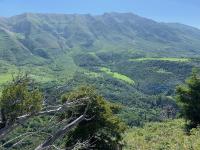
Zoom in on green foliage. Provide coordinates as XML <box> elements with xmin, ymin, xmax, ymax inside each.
<box><xmin>0</xmin><ymin>12</ymin><xmax>200</xmax><ymax>150</ymax></box>
<box><xmin>176</xmin><ymin>71</ymin><xmax>200</xmax><ymax>127</ymax></box>
<box><xmin>0</xmin><ymin>74</ymin><xmax>43</xmax><ymax>122</ymax></box>
<box><xmin>129</xmin><ymin>57</ymin><xmax>190</xmax><ymax>62</ymax></box>
<box><xmin>100</xmin><ymin>67</ymin><xmax>135</xmax><ymax>84</ymax></box>
<box><xmin>124</xmin><ymin>119</ymin><xmax>200</xmax><ymax>150</ymax></box>
<box><xmin>0</xmin><ymin>13</ymin><xmax>200</xmax><ymax>128</ymax></box>
<box><xmin>62</xmin><ymin>86</ymin><xmax>127</xmax><ymax>149</ymax></box>
<box><xmin>0</xmin><ymin>115</ymin><xmax>58</xmax><ymax>149</ymax></box>
<box><xmin>64</xmin><ymin>71</ymin><xmax>178</xmax><ymax>126</ymax></box>
<box><xmin>0</xmin><ymin>73</ymin><xmax>13</xmax><ymax>85</ymax></box>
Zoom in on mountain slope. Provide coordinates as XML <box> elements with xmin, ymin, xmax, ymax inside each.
<box><xmin>1</xmin><ymin>12</ymin><xmax>200</xmax><ymax>63</ymax></box>
<box><xmin>0</xmin><ymin>12</ymin><xmax>200</xmax><ymax>124</ymax></box>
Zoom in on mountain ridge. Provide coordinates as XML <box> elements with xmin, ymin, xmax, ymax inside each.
<box><xmin>1</xmin><ymin>12</ymin><xmax>200</xmax><ymax>66</ymax></box>
<box><xmin>2</xmin><ymin>12</ymin><xmax>200</xmax><ymax>30</ymax></box>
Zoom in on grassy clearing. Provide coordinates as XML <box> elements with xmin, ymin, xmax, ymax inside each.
<box><xmin>0</xmin><ymin>73</ymin><xmax>13</xmax><ymax>84</ymax></box>
<box><xmin>0</xmin><ymin>73</ymin><xmax>14</xmax><ymax>96</ymax></box>
<box><xmin>84</xmin><ymin>71</ymin><xmax>101</xmax><ymax>78</ymax></box>
<box><xmin>100</xmin><ymin>67</ymin><xmax>135</xmax><ymax>84</ymax></box>
<box><xmin>0</xmin><ymin>72</ymin><xmax>53</xmax><ymax>85</ymax></box>
<box><xmin>129</xmin><ymin>57</ymin><xmax>190</xmax><ymax>62</ymax></box>
<box><xmin>0</xmin><ymin>57</ymin><xmax>77</xmax><ymax>87</ymax></box>
<box><xmin>0</xmin><ymin>70</ymin><xmax>53</xmax><ymax>96</ymax></box>
<box><xmin>123</xmin><ymin>119</ymin><xmax>200</xmax><ymax>150</ymax></box>
<box><xmin>29</xmin><ymin>74</ymin><xmax>54</xmax><ymax>83</ymax></box>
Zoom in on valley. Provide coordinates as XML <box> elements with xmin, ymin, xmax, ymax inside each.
<box><xmin>0</xmin><ymin>12</ymin><xmax>200</xmax><ymax>149</ymax></box>
<box><xmin>1</xmin><ymin>13</ymin><xmax>200</xmax><ymax>124</ymax></box>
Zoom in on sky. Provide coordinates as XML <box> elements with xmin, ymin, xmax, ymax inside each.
<box><xmin>0</xmin><ymin>0</ymin><xmax>199</xmax><ymax>29</ymax></box>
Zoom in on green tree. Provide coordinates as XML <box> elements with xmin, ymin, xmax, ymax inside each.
<box><xmin>61</xmin><ymin>86</ymin><xmax>127</xmax><ymax>150</ymax></box>
<box><xmin>0</xmin><ymin>74</ymin><xmax>43</xmax><ymax>126</ymax></box>
<box><xmin>176</xmin><ymin>71</ymin><xmax>200</xmax><ymax>127</ymax></box>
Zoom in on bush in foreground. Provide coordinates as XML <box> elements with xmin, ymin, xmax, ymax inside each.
<box><xmin>124</xmin><ymin>119</ymin><xmax>200</xmax><ymax>150</ymax></box>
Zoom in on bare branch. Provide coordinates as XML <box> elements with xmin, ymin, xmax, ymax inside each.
<box><xmin>71</xmin><ymin>140</ymin><xmax>91</xmax><ymax>150</ymax></box>
<box><xmin>35</xmin><ymin>115</ymin><xmax>85</xmax><ymax>150</ymax></box>
<box><xmin>35</xmin><ymin>103</ymin><xmax>90</xmax><ymax>150</ymax></box>
<box><xmin>0</xmin><ymin>132</ymin><xmax>34</xmax><ymax>148</ymax></box>
<box><xmin>0</xmin><ymin>97</ymin><xmax>89</xmax><ymax>139</ymax></box>
<box><xmin>0</xmin><ymin>123</ymin><xmax>18</xmax><ymax>139</ymax></box>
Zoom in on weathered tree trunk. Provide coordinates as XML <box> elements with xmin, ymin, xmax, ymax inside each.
<box><xmin>35</xmin><ymin>114</ymin><xmax>85</xmax><ymax>150</ymax></box>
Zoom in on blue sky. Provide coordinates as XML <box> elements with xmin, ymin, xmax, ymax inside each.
<box><xmin>0</xmin><ymin>0</ymin><xmax>199</xmax><ymax>28</ymax></box>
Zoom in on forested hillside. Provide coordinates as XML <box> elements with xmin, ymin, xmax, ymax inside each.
<box><xmin>0</xmin><ymin>13</ymin><xmax>200</xmax><ymax>125</ymax></box>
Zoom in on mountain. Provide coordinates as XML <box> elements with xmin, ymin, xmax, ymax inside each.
<box><xmin>1</xmin><ymin>13</ymin><xmax>200</xmax><ymax>63</ymax></box>
<box><xmin>0</xmin><ymin>12</ymin><xmax>200</xmax><ymax>124</ymax></box>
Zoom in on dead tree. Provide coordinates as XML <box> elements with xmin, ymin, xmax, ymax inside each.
<box><xmin>0</xmin><ymin>97</ymin><xmax>88</xmax><ymax>139</ymax></box>
<box><xmin>35</xmin><ymin>104</ymin><xmax>89</xmax><ymax>150</ymax></box>
<box><xmin>0</xmin><ymin>74</ymin><xmax>92</xmax><ymax>149</ymax></box>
